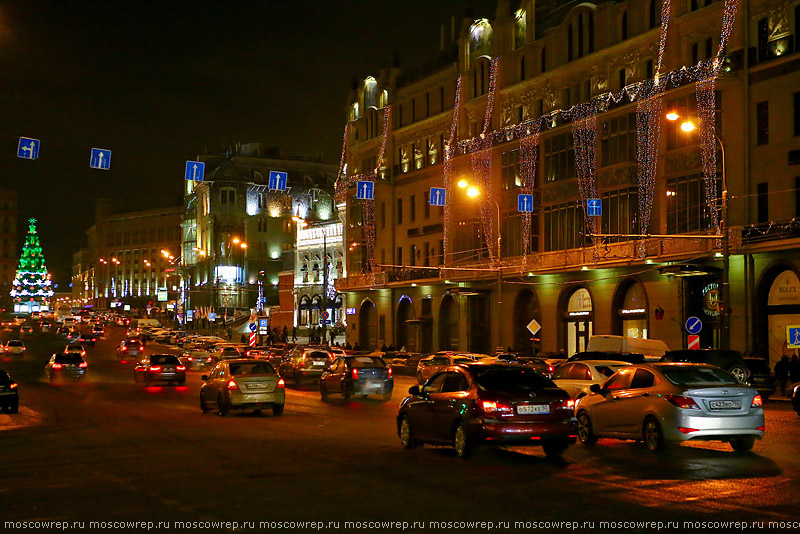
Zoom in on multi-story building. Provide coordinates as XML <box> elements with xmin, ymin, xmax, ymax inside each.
<box><xmin>72</xmin><ymin>201</ymin><xmax>183</xmax><ymax>310</ymax></box>
<box><xmin>182</xmin><ymin>143</ymin><xmax>338</xmax><ymax>321</ymax></box>
<box><xmin>0</xmin><ymin>190</ymin><xmax>18</xmax><ymax>311</ymax></box>
<box><xmin>335</xmin><ymin>0</ymin><xmax>800</xmax><ymax>367</ymax></box>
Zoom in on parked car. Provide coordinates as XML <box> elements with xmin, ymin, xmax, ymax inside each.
<box><xmin>398</xmin><ymin>362</ymin><xmax>577</xmax><ymax>458</ymax></box>
<box><xmin>19</xmin><ymin>325</ymin><xmax>33</xmax><ymax>336</ymax></box>
<box><xmin>0</xmin><ymin>370</ymin><xmax>19</xmax><ymax>413</ymax></box>
<box><xmin>551</xmin><ymin>360</ymin><xmax>631</xmax><ymax>399</ymax></box>
<box><xmin>133</xmin><ymin>354</ymin><xmax>186</xmax><ymax>385</ymax></box>
<box><xmin>661</xmin><ymin>349</ymin><xmax>750</xmax><ymax>384</ymax></box>
<box><xmin>320</xmin><ymin>355</ymin><xmax>393</xmax><ymax>401</ymax></box>
<box><xmin>200</xmin><ymin>359</ymin><xmax>285</xmax><ymax>416</ymax></box>
<box><xmin>45</xmin><ymin>353</ymin><xmax>88</xmax><ymax>381</ymax></box>
<box><xmin>743</xmin><ymin>357</ymin><xmax>776</xmax><ymax>400</ymax></box>
<box><xmin>493</xmin><ymin>353</ymin><xmax>556</xmax><ymax>377</ymax></box>
<box><xmin>575</xmin><ymin>363</ymin><xmax>764</xmax><ymax>452</ymax></box>
<box><xmin>587</xmin><ymin>335</ymin><xmax>670</xmax><ymax>358</ymax></box>
<box><xmin>279</xmin><ymin>347</ymin><xmax>333</xmax><ymax>384</ymax></box>
<box><xmin>3</xmin><ymin>340</ymin><xmax>26</xmax><ymax>356</ymax></box>
<box><xmin>416</xmin><ymin>354</ymin><xmax>474</xmax><ymax>384</ymax></box>
<box><xmin>116</xmin><ymin>339</ymin><xmax>143</xmax><ymax>360</ymax></box>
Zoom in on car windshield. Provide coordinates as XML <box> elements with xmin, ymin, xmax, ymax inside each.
<box><xmin>662</xmin><ymin>367</ymin><xmax>738</xmax><ymax>386</ymax></box>
<box><xmin>427</xmin><ymin>358</ymin><xmax>449</xmax><ymax>366</ymax></box>
<box><xmin>348</xmin><ymin>356</ymin><xmax>386</xmax><ymax>368</ymax></box>
<box><xmin>474</xmin><ymin>367</ymin><xmax>555</xmax><ymax>392</ymax></box>
<box><xmin>453</xmin><ymin>358</ymin><xmax>473</xmax><ymax>365</ymax></box>
<box><xmin>150</xmin><ymin>355</ymin><xmax>179</xmax><ymax>365</ymax></box>
<box><xmin>55</xmin><ymin>354</ymin><xmax>84</xmax><ymax>364</ymax></box>
<box><xmin>230</xmin><ymin>362</ymin><xmax>274</xmax><ymax>375</ymax></box>
<box><xmin>7</xmin><ymin>341</ymin><xmax>22</xmax><ymax>346</ymax></box>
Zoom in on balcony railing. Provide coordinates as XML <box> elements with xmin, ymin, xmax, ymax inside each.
<box><xmin>742</xmin><ymin>220</ymin><xmax>800</xmax><ymax>245</ymax></box>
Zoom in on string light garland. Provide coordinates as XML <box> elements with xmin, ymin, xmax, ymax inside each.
<box><xmin>362</xmin><ymin>105</ymin><xmax>391</xmax><ymax>271</ymax></box>
<box><xmin>443</xmin><ymin>75</ymin><xmax>462</xmax><ymax>270</ymax></box>
<box><xmin>470</xmin><ymin>58</ymin><xmax>499</xmax><ymax>261</ymax></box>
<box><xmin>519</xmin><ymin>121</ymin><xmax>540</xmax><ymax>269</ymax></box>
<box><xmin>571</xmin><ymin>101</ymin><xmax>600</xmax><ymax>239</ymax></box>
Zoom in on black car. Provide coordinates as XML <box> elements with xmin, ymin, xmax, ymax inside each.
<box><xmin>134</xmin><ymin>354</ymin><xmax>186</xmax><ymax>385</ymax></box>
<box><xmin>661</xmin><ymin>349</ymin><xmax>750</xmax><ymax>384</ymax></box>
<box><xmin>78</xmin><ymin>333</ymin><xmax>96</xmax><ymax>347</ymax></box>
<box><xmin>278</xmin><ymin>347</ymin><xmax>333</xmax><ymax>385</ymax></box>
<box><xmin>744</xmin><ymin>357</ymin><xmax>776</xmax><ymax>400</ymax></box>
<box><xmin>320</xmin><ymin>355</ymin><xmax>393</xmax><ymax>401</ymax></box>
<box><xmin>0</xmin><ymin>370</ymin><xmax>19</xmax><ymax>413</ymax></box>
<box><xmin>567</xmin><ymin>351</ymin><xmax>646</xmax><ymax>364</ymax></box>
<box><xmin>45</xmin><ymin>353</ymin><xmax>88</xmax><ymax>381</ymax></box>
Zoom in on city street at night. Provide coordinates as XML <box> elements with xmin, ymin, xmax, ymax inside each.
<box><xmin>2</xmin><ymin>326</ymin><xmax>799</xmax><ymax>532</ymax></box>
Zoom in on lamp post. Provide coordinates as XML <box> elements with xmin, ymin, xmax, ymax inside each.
<box><xmin>457</xmin><ymin>180</ymin><xmax>503</xmax><ymax>353</ymax></box>
<box><xmin>667</xmin><ymin>112</ymin><xmax>729</xmax><ymax>349</ymax></box>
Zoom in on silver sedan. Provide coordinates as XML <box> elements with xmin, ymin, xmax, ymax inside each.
<box><xmin>575</xmin><ymin>363</ymin><xmax>764</xmax><ymax>452</ymax></box>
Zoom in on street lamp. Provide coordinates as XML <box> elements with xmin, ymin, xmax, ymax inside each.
<box><xmin>666</xmin><ymin>111</ymin><xmax>729</xmax><ymax>349</ymax></box>
<box><xmin>457</xmin><ymin>180</ymin><xmax>503</xmax><ymax>353</ymax></box>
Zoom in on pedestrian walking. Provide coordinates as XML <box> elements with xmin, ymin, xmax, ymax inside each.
<box><xmin>282</xmin><ymin>325</ymin><xmax>288</xmax><ymax>343</ymax></box>
<box><xmin>291</xmin><ymin>325</ymin><xmax>297</xmax><ymax>341</ymax></box>
<box><xmin>775</xmin><ymin>355</ymin><xmax>790</xmax><ymax>396</ymax></box>
<box><xmin>330</xmin><ymin>330</ymin><xmax>336</xmax><ymax>345</ymax></box>
<box><xmin>240</xmin><ymin>333</ymin><xmax>247</xmax><ymax>344</ymax></box>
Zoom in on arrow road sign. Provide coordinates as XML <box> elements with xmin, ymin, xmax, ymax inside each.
<box><xmin>526</xmin><ymin>318</ymin><xmax>541</xmax><ymax>336</ymax></box>
<box><xmin>430</xmin><ymin>187</ymin><xmax>446</xmax><ymax>207</ymax></box>
<box><xmin>268</xmin><ymin>170</ymin><xmax>288</xmax><ymax>191</ymax></box>
<box><xmin>249</xmin><ymin>323</ymin><xmax>257</xmax><ymax>332</ymax></box>
<box><xmin>185</xmin><ymin>161</ymin><xmax>205</xmax><ymax>181</ymax></box>
<box><xmin>17</xmin><ymin>137</ymin><xmax>41</xmax><ymax>160</ymax></box>
<box><xmin>356</xmin><ymin>180</ymin><xmax>374</xmax><ymax>200</ymax></box>
<box><xmin>90</xmin><ymin>148</ymin><xmax>112</xmax><ymax>170</ymax></box>
<box><xmin>685</xmin><ymin>316</ymin><xmax>703</xmax><ymax>335</ymax></box>
<box><xmin>687</xmin><ymin>334</ymin><xmax>700</xmax><ymax>350</ymax></box>
<box><xmin>587</xmin><ymin>198</ymin><xmax>602</xmax><ymax>216</ymax></box>
<box><xmin>518</xmin><ymin>194</ymin><xmax>534</xmax><ymax>213</ymax></box>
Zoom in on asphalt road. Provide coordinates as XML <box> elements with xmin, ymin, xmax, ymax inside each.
<box><xmin>1</xmin><ymin>324</ymin><xmax>799</xmax><ymax>533</ymax></box>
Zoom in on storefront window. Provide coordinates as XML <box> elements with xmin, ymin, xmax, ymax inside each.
<box><xmin>619</xmin><ymin>282</ymin><xmax>648</xmax><ymax>338</ymax></box>
<box><xmin>565</xmin><ymin>288</ymin><xmax>593</xmax><ymax>356</ymax></box>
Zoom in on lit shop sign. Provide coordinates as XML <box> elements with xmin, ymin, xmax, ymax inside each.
<box><xmin>702</xmin><ymin>283</ymin><xmax>720</xmax><ymax>318</ymax></box>
<box><xmin>620</xmin><ymin>308</ymin><xmax>646</xmax><ymax>315</ymax></box>
<box><xmin>346</xmin><ymin>307</ymin><xmax>357</xmax><ymax>315</ymax></box>
<box><xmin>568</xmin><ymin>311</ymin><xmax>591</xmax><ymax>317</ymax></box>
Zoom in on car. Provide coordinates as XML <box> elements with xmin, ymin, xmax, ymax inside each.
<box><xmin>116</xmin><ymin>339</ymin><xmax>143</xmax><ymax>360</ymax></box>
<box><xmin>183</xmin><ymin>335</ymin><xmax>226</xmax><ymax>350</ymax></box>
<box><xmin>200</xmin><ymin>359</ymin><xmax>285</xmax><ymax>416</ymax></box>
<box><xmin>179</xmin><ymin>350</ymin><xmax>217</xmax><ymax>371</ymax></box>
<box><xmin>278</xmin><ymin>347</ymin><xmax>333</xmax><ymax>384</ymax></box>
<box><xmin>416</xmin><ymin>354</ymin><xmax>474</xmax><ymax>384</ymax></box>
<box><xmin>0</xmin><ymin>370</ymin><xmax>19</xmax><ymax>413</ymax></box>
<box><xmin>40</xmin><ymin>320</ymin><xmax>52</xmax><ymax>332</ymax></box>
<box><xmin>397</xmin><ymin>362</ymin><xmax>577</xmax><ymax>458</ymax></box>
<box><xmin>320</xmin><ymin>355</ymin><xmax>393</xmax><ymax>402</ymax></box>
<box><xmin>19</xmin><ymin>325</ymin><xmax>33</xmax><ymax>336</ymax></box>
<box><xmin>566</xmin><ymin>351</ymin><xmax>646</xmax><ymax>365</ymax></box>
<box><xmin>661</xmin><ymin>349</ymin><xmax>750</xmax><ymax>384</ymax></box>
<box><xmin>3</xmin><ymin>340</ymin><xmax>26</xmax><ymax>356</ymax></box>
<box><xmin>575</xmin><ymin>363</ymin><xmax>765</xmax><ymax>452</ymax></box>
<box><xmin>792</xmin><ymin>383</ymin><xmax>800</xmax><ymax>418</ymax></box>
<box><xmin>133</xmin><ymin>354</ymin><xmax>186</xmax><ymax>385</ymax></box>
<box><xmin>66</xmin><ymin>329</ymin><xmax>82</xmax><ymax>344</ymax></box>
<box><xmin>78</xmin><ymin>333</ymin><xmax>96</xmax><ymax>347</ymax></box>
<box><xmin>244</xmin><ymin>347</ymin><xmax>268</xmax><ymax>359</ymax></box>
<box><xmin>91</xmin><ymin>325</ymin><xmax>105</xmax><ymax>337</ymax></box>
<box><xmin>493</xmin><ymin>353</ymin><xmax>556</xmax><ymax>377</ymax></box>
<box><xmin>551</xmin><ymin>360</ymin><xmax>631</xmax><ymax>399</ymax></box>
<box><xmin>209</xmin><ymin>345</ymin><xmax>245</xmax><ymax>361</ymax></box>
<box><xmin>63</xmin><ymin>344</ymin><xmax>87</xmax><ymax>357</ymax></box>
<box><xmin>45</xmin><ymin>353</ymin><xmax>88</xmax><ymax>381</ymax></box>
<box><xmin>56</xmin><ymin>326</ymin><xmax>70</xmax><ymax>338</ymax></box>
<box><xmin>743</xmin><ymin>357</ymin><xmax>776</xmax><ymax>400</ymax></box>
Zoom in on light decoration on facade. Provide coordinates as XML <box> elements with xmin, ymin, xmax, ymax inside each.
<box><xmin>572</xmin><ymin>101</ymin><xmax>601</xmax><ymax>239</ymax></box>
<box><xmin>442</xmin><ymin>74</ymin><xmax>463</xmax><ymax>271</ymax></box>
<box><xmin>519</xmin><ymin>122</ymin><xmax>540</xmax><ymax>269</ymax></box>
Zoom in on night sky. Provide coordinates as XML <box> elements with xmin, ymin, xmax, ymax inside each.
<box><xmin>0</xmin><ymin>0</ymin><xmax>496</xmax><ymax>288</ymax></box>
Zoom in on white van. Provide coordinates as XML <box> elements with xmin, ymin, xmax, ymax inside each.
<box><xmin>132</xmin><ymin>318</ymin><xmax>161</xmax><ymax>329</ymax></box>
<box><xmin>586</xmin><ymin>335</ymin><xmax>669</xmax><ymax>358</ymax></box>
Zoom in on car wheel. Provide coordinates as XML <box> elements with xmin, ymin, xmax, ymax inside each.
<box><xmin>9</xmin><ymin>400</ymin><xmax>18</xmax><ymax>414</ymax></box>
<box><xmin>730</xmin><ymin>437</ymin><xmax>755</xmax><ymax>453</ymax></box>
<box><xmin>218</xmin><ymin>394</ymin><xmax>230</xmax><ymax>417</ymax></box>
<box><xmin>398</xmin><ymin>415</ymin><xmax>418</xmax><ymax>449</ymax></box>
<box><xmin>272</xmin><ymin>404</ymin><xmax>284</xmax><ymax>416</ymax></box>
<box><xmin>643</xmin><ymin>416</ymin><xmax>664</xmax><ymax>452</ymax></box>
<box><xmin>542</xmin><ymin>438</ymin><xmax>570</xmax><ymax>458</ymax></box>
<box><xmin>453</xmin><ymin>422</ymin><xmax>472</xmax><ymax>458</ymax></box>
<box><xmin>576</xmin><ymin>411</ymin><xmax>597</xmax><ymax>446</ymax></box>
<box><xmin>342</xmin><ymin>382</ymin><xmax>351</xmax><ymax>400</ymax></box>
<box><xmin>200</xmin><ymin>392</ymin><xmax>208</xmax><ymax>414</ymax></box>
<box><xmin>320</xmin><ymin>381</ymin><xmax>329</xmax><ymax>401</ymax></box>
<box><xmin>381</xmin><ymin>390</ymin><xmax>393</xmax><ymax>403</ymax></box>
<box><xmin>727</xmin><ymin>365</ymin><xmax>748</xmax><ymax>384</ymax></box>
<box><xmin>416</xmin><ymin>372</ymin><xmax>424</xmax><ymax>384</ymax></box>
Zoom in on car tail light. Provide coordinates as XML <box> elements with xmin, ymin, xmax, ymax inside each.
<box><xmin>756</xmin><ymin>425</ymin><xmax>765</xmax><ymax>431</ymax></box>
<box><xmin>277</xmin><ymin>378</ymin><xmax>285</xmax><ymax>389</ymax></box>
<box><xmin>79</xmin><ymin>362</ymin><xmax>88</xmax><ymax>368</ymax></box>
<box><xmin>547</xmin><ymin>366</ymin><xmax>555</xmax><ymax>374</ymax></box>
<box><xmin>120</xmin><ymin>346</ymin><xmax>127</xmax><ymax>351</ymax></box>
<box><xmin>149</xmin><ymin>366</ymin><xmax>162</xmax><ymax>372</ymax></box>
<box><xmin>52</xmin><ymin>363</ymin><xmax>62</xmax><ymax>369</ymax></box>
<box><xmin>352</xmin><ymin>368</ymin><xmax>359</xmax><ymax>380</ymax></box>
<box><xmin>176</xmin><ymin>365</ymin><xmax>186</xmax><ymax>371</ymax></box>
<box><xmin>665</xmin><ymin>395</ymin><xmax>701</xmax><ymax>410</ymax></box>
<box><xmin>387</xmin><ymin>367</ymin><xmax>392</xmax><ymax>379</ymax></box>
<box><xmin>227</xmin><ymin>379</ymin><xmax>239</xmax><ymax>390</ymax></box>
<box><xmin>81</xmin><ymin>351</ymin><xmax>86</xmax><ymax>356</ymax></box>
<box><xmin>751</xmin><ymin>395</ymin><xmax>763</xmax><ymax>408</ymax></box>
<box><xmin>678</xmin><ymin>427</ymin><xmax>699</xmax><ymax>433</ymax></box>
<box><xmin>561</xmin><ymin>399</ymin><xmax>575</xmax><ymax>409</ymax></box>
<box><xmin>9</xmin><ymin>383</ymin><xmax>17</xmax><ymax>389</ymax></box>
<box><xmin>481</xmin><ymin>400</ymin><xmax>513</xmax><ymax>415</ymax></box>
<box><xmin>206</xmin><ymin>357</ymin><xmax>213</xmax><ymax>362</ymax></box>
<box><xmin>120</xmin><ymin>361</ymin><xmax>127</xmax><ymax>364</ymax></box>
<box><xmin>92</xmin><ymin>338</ymin><xmax>96</xmax><ymax>342</ymax></box>
<box><xmin>187</xmin><ymin>357</ymin><xmax>194</xmax><ymax>361</ymax></box>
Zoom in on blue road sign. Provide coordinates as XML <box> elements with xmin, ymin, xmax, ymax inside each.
<box><xmin>685</xmin><ymin>316</ymin><xmax>703</xmax><ymax>335</ymax></box>
<box><xmin>430</xmin><ymin>187</ymin><xmax>446</xmax><ymax>207</ymax></box>
<box><xmin>320</xmin><ymin>319</ymin><xmax>331</xmax><ymax>325</ymax></box>
<box><xmin>356</xmin><ymin>180</ymin><xmax>374</xmax><ymax>200</ymax></box>
<box><xmin>259</xmin><ymin>318</ymin><xmax>269</xmax><ymax>328</ymax></box>
<box><xmin>17</xmin><ymin>137</ymin><xmax>40</xmax><ymax>160</ymax></box>
<box><xmin>587</xmin><ymin>198</ymin><xmax>602</xmax><ymax>217</ymax></box>
<box><xmin>185</xmin><ymin>161</ymin><xmax>205</xmax><ymax>181</ymax></box>
<box><xmin>518</xmin><ymin>194</ymin><xmax>534</xmax><ymax>213</ymax></box>
<box><xmin>249</xmin><ymin>323</ymin><xmax>257</xmax><ymax>332</ymax></box>
<box><xmin>788</xmin><ymin>326</ymin><xmax>800</xmax><ymax>348</ymax></box>
<box><xmin>209</xmin><ymin>312</ymin><xmax>216</xmax><ymax>321</ymax></box>
<box><xmin>90</xmin><ymin>148</ymin><xmax>112</xmax><ymax>170</ymax></box>
<box><xmin>268</xmin><ymin>171</ymin><xmax>288</xmax><ymax>191</ymax></box>
<box><xmin>186</xmin><ymin>310</ymin><xmax>193</xmax><ymax>321</ymax></box>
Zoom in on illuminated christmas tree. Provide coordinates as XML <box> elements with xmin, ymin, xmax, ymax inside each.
<box><xmin>10</xmin><ymin>218</ymin><xmax>54</xmax><ymax>313</ymax></box>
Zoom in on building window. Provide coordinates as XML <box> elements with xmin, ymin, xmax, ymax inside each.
<box><xmin>220</xmin><ymin>188</ymin><xmax>236</xmax><ymax>206</ymax></box>
<box><xmin>541</xmin><ymin>47</ymin><xmax>546</xmax><ymax>72</ymax></box>
<box><xmin>502</xmin><ymin>148</ymin><xmax>522</xmax><ymax>190</ymax></box>
<box><xmin>756</xmin><ymin>101</ymin><xmax>769</xmax><ymax>145</ymax></box>
<box><xmin>501</xmin><ymin>212</ymin><xmax>539</xmax><ymax>257</ymax></box>
<box><xmin>440</xmin><ymin>86</ymin><xmax>445</xmax><ymax>113</ymax></box>
<box><xmin>568</xmin><ymin>23</ymin><xmax>574</xmax><ymax>61</ymax></box>
<box><xmin>396</xmin><ymin>198</ymin><xmax>403</xmax><ymax>224</ymax></box>
<box><xmin>544</xmin><ymin>133</ymin><xmax>575</xmax><ymax>182</ymax></box>
<box><xmin>645</xmin><ymin>59</ymin><xmax>653</xmax><ymax>80</ymax></box>
<box><xmin>424</xmin><ymin>192</ymin><xmax>430</xmax><ymax>219</ymax></box>
<box><xmin>543</xmin><ymin>202</ymin><xmax>586</xmax><ymax>251</ymax></box>
<box><xmin>601</xmin><ymin>188</ymin><xmax>639</xmax><ymax>238</ymax></box>
<box><xmin>439</xmin><ymin>240</ymin><xmax>444</xmax><ymax>265</ymax></box>
<box><xmin>396</xmin><ymin>246</ymin><xmax>403</xmax><ymax>266</ymax></box>
<box><xmin>618</xmin><ymin>68</ymin><xmax>627</xmax><ymax>90</ymax></box>
<box><xmin>600</xmin><ymin>113</ymin><xmax>637</xmax><ymax>167</ymax></box>
<box><xmin>454</xmin><ymin>219</ymin><xmax>488</xmax><ymax>262</ymax></box>
<box><xmin>705</xmin><ymin>37</ymin><xmax>713</xmax><ymax>59</ymax></box>
<box><xmin>666</xmin><ymin>173</ymin><xmax>720</xmax><ymax>234</ymax></box>
<box><xmin>649</xmin><ymin>0</ymin><xmax>657</xmax><ymax>29</ymax></box>
<box><xmin>757</xmin><ymin>182</ymin><xmax>769</xmax><ymax>223</ymax></box>
<box><xmin>380</xmin><ymin>202</ymin><xmax>386</xmax><ymax>229</ymax></box>
<box><xmin>410</xmin><ymin>244</ymin><xmax>416</xmax><ymax>266</ymax></box>
<box><xmin>795</xmin><ymin>177</ymin><xmax>800</xmax><ymax>218</ymax></box>
<box><xmin>519</xmin><ymin>55</ymin><xmax>525</xmax><ymax>81</ymax></box>
<box><xmin>621</xmin><ymin>11</ymin><xmax>628</xmax><ymax>41</ymax></box>
<box><xmin>410</xmin><ymin>195</ymin><xmax>416</xmax><ymax>222</ymax></box>
<box><xmin>692</xmin><ymin>42</ymin><xmax>699</xmax><ymax>65</ymax></box>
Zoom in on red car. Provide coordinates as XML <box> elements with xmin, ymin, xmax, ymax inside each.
<box><xmin>397</xmin><ymin>362</ymin><xmax>577</xmax><ymax>458</ymax></box>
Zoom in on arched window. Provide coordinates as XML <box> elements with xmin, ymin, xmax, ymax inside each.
<box><xmin>618</xmin><ymin>68</ymin><xmax>627</xmax><ymax>90</ymax></box>
<box><xmin>363</xmin><ymin>77</ymin><xmax>378</xmax><ymax>109</ymax></box>
<box><xmin>514</xmin><ymin>9</ymin><xmax>526</xmax><ymax>49</ymax></box>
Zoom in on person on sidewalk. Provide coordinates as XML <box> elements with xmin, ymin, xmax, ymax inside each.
<box><xmin>776</xmin><ymin>355</ymin><xmax>790</xmax><ymax>396</ymax></box>
<box><xmin>291</xmin><ymin>325</ymin><xmax>297</xmax><ymax>341</ymax></box>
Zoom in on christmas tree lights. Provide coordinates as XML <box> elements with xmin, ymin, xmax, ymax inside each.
<box><xmin>10</xmin><ymin>218</ymin><xmax>54</xmax><ymax>312</ymax></box>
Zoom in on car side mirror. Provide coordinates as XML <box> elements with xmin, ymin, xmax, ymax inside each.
<box><xmin>201</xmin><ymin>375</ymin><xmax>209</xmax><ymax>381</ymax></box>
<box><xmin>408</xmin><ymin>385</ymin><xmax>421</xmax><ymax>396</ymax></box>
<box><xmin>590</xmin><ymin>384</ymin><xmax>602</xmax><ymax>394</ymax></box>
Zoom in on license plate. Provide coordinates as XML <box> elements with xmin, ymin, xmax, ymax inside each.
<box><xmin>709</xmin><ymin>399</ymin><xmax>741</xmax><ymax>410</ymax></box>
<box><xmin>248</xmin><ymin>383</ymin><xmax>267</xmax><ymax>390</ymax></box>
<box><xmin>517</xmin><ymin>404</ymin><xmax>550</xmax><ymax>415</ymax></box>
<box><xmin>312</xmin><ymin>361</ymin><xmax>325</xmax><ymax>366</ymax></box>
